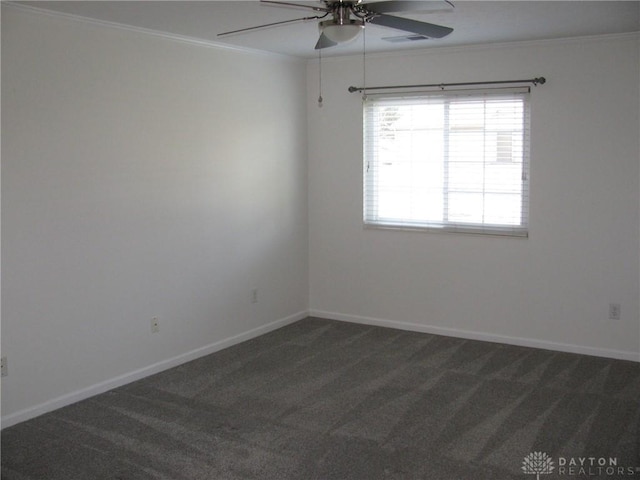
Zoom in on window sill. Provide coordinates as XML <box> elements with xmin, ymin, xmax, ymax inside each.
<box><xmin>363</xmin><ymin>221</ymin><xmax>528</xmax><ymax>238</ymax></box>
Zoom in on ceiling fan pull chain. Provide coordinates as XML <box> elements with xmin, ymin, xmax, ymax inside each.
<box><xmin>362</xmin><ymin>24</ymin><xmax>367</xmax><ymax>101</ymax></box>
<box><xmin>318</xmin><ymin>47</ymin><xmax>323</xmax><ymax>108</ymax></box>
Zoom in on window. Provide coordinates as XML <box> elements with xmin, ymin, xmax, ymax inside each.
<box><xmin>363</xmin><ymin>88</ymin><xmax>530</xmax><ymax>236</ymax></box>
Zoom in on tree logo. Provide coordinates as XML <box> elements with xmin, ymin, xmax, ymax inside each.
<box><xmin>522</xmin><ymin>452</ymin><xmax>555</xmax><ymax>479</ymax></box>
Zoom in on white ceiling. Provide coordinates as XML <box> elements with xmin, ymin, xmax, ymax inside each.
<box><xmin>17</xmin><ymin>1</ymin><xmax>640</xmax><ymax>58</ymax></box>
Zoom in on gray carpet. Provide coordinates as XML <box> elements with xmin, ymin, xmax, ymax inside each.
<box><xmin>2</xmin><ymin>317</ymin><xmax>639</xmax><ymax>480</ymax></box>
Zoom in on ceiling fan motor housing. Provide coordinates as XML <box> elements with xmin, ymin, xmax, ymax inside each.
<box><xmin>320</xmin><ymin>2</ymin><xmax>365</xmax><ymax>43</ymax></box>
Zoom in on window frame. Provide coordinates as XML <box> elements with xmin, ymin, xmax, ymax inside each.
<box><xmin>363</xmin><ymin>87</ymin><xmax>531</xmax><ymax>237</ymax></box>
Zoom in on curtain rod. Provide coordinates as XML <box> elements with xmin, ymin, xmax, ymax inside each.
<box><xmin>348</xmin><ymin>77</ymin><xmax>546</xmax><ymax>93</ymax></box>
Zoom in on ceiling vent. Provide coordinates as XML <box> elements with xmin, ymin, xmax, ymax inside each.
<box><xmin>382</xmin><ymin>34</ymin><xmax>431</xmax><ymax>43</ymax></box>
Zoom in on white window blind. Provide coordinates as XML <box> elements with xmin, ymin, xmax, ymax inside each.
<box><xmin>363</xmin><ymin>88</ymin><xmax>530</xmax><ymax>236</ymax></box>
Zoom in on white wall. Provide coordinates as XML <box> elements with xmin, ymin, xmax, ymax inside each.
<box><xmin>1</xmin><ymin>6</ymin><xmax>308</xmax><ymax>425</ymax></box>
<box><xmin>308</xmin><ymin>34</ymin><xmax>640</xmax><ymax>360</ymax></box>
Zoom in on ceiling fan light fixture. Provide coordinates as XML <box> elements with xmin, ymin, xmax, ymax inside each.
<box><xmin>320</xmin><ymin>19</ymin><xmax>364</xmax><ymax>44</ymax></box>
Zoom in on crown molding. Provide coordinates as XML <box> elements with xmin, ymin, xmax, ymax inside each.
<box><xmin>310</xmin><ymin>30</ymin><xmax>640</xmax><ymax>64</ymax></box>
<box><xmin>2</xmin><ymin>1</ymin><xmax>302</xmax><ymax>63</ymax></box>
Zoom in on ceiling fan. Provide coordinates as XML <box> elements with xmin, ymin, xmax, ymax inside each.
<box><xmin>218</xmin><ymin>0</ymin><xmax>454</xmax><ymax>50</ymax></box>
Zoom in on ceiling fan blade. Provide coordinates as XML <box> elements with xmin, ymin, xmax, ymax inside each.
<box><xmin>314</xmin><ymin>33</ymin><xmax>338</xmax><ymax>49</ymax></box>
<box><xmin>367</xmin><ymin>14</ymin><xmax>453</xmax><ymax>38</ymax></box>
<box><xmin>260</xmin><ymin>0</ymin><xmax>330</xmax><ymax>13</ymax></box>
<box><xmin>218</xmin><ymin>15</ymin><xmax>321</xmax><ymax>37</ymax></box>
<box><xmin>364</xmin><ymin>1</ymin><xmax>453</xmax><ymax>14</ymax></box>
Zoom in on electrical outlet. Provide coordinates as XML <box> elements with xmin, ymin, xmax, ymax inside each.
<box><xmin>251</xmin><ymin>288</ymin><xmax>258</xmax><ymax>304</ymax></box>
<box><xmin>608</xmin><ymin>303</ymin><xmax>621</xmax><ymax>320</ymax></box>
<box><xmin>151</xmin><ymin>317</ymin><xmax>160</xmax><ymax>333</ymax></box>
<box><xmin>1</xmin><ymin>356</ymin><xmax>7</xmax><ymax>377</ymax></box>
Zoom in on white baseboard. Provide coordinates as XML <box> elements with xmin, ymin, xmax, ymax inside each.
<box><xmin>309</xmin><ymin>309</ymin><xmax>640</xmax><ymax>363</ymax></box>
<box><xmin>4</xmin><ymin>309</ymin><xmax>637</xmax><ymax>429</ymax></box>
<box><xmin>1</xmin><ymin>311</ymin><xmax>308</xmax><ymax>430</ymax></box>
